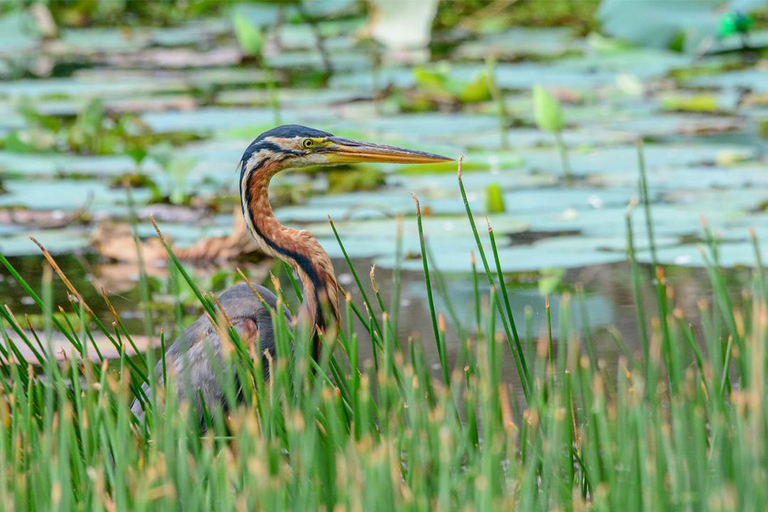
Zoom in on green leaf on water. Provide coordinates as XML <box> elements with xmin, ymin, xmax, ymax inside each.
<box><xmin>125</xmin><ymin>147</ymin><xmax>148</xmax><ymax>167</ymax></box>
<box><xmin>485</xmin><ymin>183</ymin><xmax>506</xmax><ymax>213</ymax></box>
<box><xmin>3</xmin><ymin>131</ymin><xmax>39</xmax><ymax>153</ymax></box>
<box><xmin>412</xmin><ymin>64</ymin><xmax>491</xmax><ymax>104</ymax></box>
<box><xmin>661</xmin><ymin>94</ymin><xmax>718</xmax><ymax>113</ymax></box>
<box><xmin>413</xmin><ymin>66</ymin><xmax>451</xmax><ymax>96</ymax></box>
<box><xmin>233</xmin><ymin>13</ymin><xmax>264</xmax><ymax>57</ymax></box>
<box><xmin>718</xmin><ymin>11</ymin><xmax>753</xmax><ymax>38</ymax></box>
<box><xmin>458</xmin><ymin>69</ymin><xmax>492</xmax><ymax>103</ymax></box>
<box><xmin>759</xmin><ymin>118</ymin><xmax>768</xmax><ymax>139</ymax></box>
<box><xmin>533</xmin><ymin>85</ymin><xmax>564</xmax><ymax>134</ymax></box>
<box><xmin>538</xmin><ymin>267</ymin><xmax>565</xmax><ymax>296</ymax></box>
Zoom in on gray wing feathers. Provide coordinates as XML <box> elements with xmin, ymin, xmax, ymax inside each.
<box><xmin>131</xmin><ymin>282</ymin><xmax>290</xmax><ymax>423</ymax></box>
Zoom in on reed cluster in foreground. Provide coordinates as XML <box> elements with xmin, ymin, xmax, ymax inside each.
<box><xmin>0</xmin><ymin>153</ymin><xmax>766</xmax><ymax>511</ymax></box>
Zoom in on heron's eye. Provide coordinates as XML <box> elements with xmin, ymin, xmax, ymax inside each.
<box><xmin>302</xmin><ymin>139</ymin><xmax>314</xmax><ymax>149</ymax></box>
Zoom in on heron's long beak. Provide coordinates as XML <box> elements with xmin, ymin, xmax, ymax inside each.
<box><xmin>325</xmin><ymin>137</ymin><xmax>453</xmax><ymax>164</ymax></box>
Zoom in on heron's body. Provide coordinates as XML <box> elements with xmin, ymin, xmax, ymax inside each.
<box><xmin>130</xmin><ymin>283</ymin><xmax>289</xmax><ymax>422</ymax></box>
<box><xmin>132</xmin><ymin>125</ymin><xmax>451</xmax><ymax>425</ymax></box>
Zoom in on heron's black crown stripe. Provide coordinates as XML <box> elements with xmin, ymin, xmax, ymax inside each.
<box><xmin>255</xmin><ymin>124</ymin><xmax>333</xmax><ymax>141</ymax></box>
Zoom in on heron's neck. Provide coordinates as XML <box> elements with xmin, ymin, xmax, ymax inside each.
<box><xmin>241</xmin><ymin>161</ymin><xmax>340</xmax><ymax>347</ymax></box>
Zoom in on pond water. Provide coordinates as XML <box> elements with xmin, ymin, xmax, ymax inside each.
<box><xmin>1</xmin><ymin>248</ymin><xmax>753</xmax><ymax>401</ymax></box>
<box><xmin>1</xmin><ymin>4</ymin><xmax>767</xmax><ymax>388</ymax></box>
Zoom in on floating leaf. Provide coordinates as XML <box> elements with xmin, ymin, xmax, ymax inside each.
<box><xmin>538</xmin><ymin>268</ymin><xmax>565</xmax><ymax>296</ymax></box>
<box><xmin>233</xmin><ymin>14</ymin><xmax>264</xmax><ymax>57</ymax></box>
<box><xmin>412</xmin><ymin>65</ymin><xmax>491</xmax><ymax>104</ymax></box>
<box><xmin>485</xmin><ymin>183</ymin><xmax>506</xmax><ymax>213</ymax></box>
<box><xmin>615</xmin><ymin>74</ymin><xmax>645</xmax><ymax>97</ymax></box>
<box><xmin>598</xmin><ymin>0</ymin><xmax>721</xmax><ymax>52</ymax></box>
<box><xmin>533</xmin><ymin>85</ymin><xmax>564</xmax><ymax>134</ymax></box>
<box><xmin>413</xmin><ymin>66</ymin><xmax>450</xmax><ymax>96</ymax></box>
<box><xmin>715</xmin><ymin>149</ymin><xmax>750</xmax><ymax>166</ymax></box>
<box><xmin>759</xmin><ymin>118</ymin><xmax>768</xmax><ymax>138</ymax></box>
<box><xmin>661</xmin><ymin>94</ymin><xmax>719</xmax><ymax>113</ymax></box>
<box><xmin>718</xmin><ymin>11</ymin><xmax>754</xmax><ymax>37</ymax></box>
<box><xmin>458</xmin><ymin>69</ymin><xmax>492</xmax><ymax>103</ymax></box>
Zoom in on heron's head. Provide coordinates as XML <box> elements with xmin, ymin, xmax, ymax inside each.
<box><xmin>240</xmin><ymin>124</ymin><xmax>453</xmax><ymax>177</ymax></box>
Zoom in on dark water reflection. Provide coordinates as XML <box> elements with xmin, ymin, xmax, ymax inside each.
<box><xmin>339</xmin><ymin>259</ymin><xmax>753</xmax><ymax>402</ymax></box>
<box><xmin>1</xmin><ymin>254</ymin><xmax>752</xmax><ymax>401</ymax></box>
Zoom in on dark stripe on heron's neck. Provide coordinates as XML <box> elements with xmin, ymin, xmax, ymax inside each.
<box><xmin>241</xmin><ymin>160</ymin><xmax>327</xmax><ymax>331</ymax></box>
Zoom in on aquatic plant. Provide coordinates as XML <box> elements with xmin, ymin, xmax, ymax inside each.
<box><xmin>532</xmin><ymin>85</ymin><xmax>571</xmax><ymax>181</ymax></box>
<box><xmin>233</xmin><ymin>13</ymin><xmax>281</xmax><ymax>125</ymax></box>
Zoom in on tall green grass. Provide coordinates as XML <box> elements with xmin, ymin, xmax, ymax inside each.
<box><xmin>1</xmin><ymin>150</ymin><xmax>767</xmax><ymax>510</ymax></box>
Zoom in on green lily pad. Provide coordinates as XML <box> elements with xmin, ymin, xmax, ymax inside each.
<box><xmin>274</xmin><ymin>20</ymin><xmax>364</xmax><ymax>51</ymax></box>
<box><xmin>0</xmin><ymin>180</ymin><xmax>152</xmax><ymax>213</ymax></box>
<box><xmin>0</xmin><ymin>76</ymin><xmax>185</xmax><ymax>100</ymax></box>
<box><xmin>688</xmin><ymin>69</ymin><xmax>768</xmax><ymax>93</ymax></box>
<box><xmin>455</xmin><ymin>27</ymin><xmax>583</xmax><ymax>60</ymax></box>
<box><xmin>266</xmin><ymin>50</ymin><xmax>369</xmax><ymax>71</ymax></box>
<box><xmin>599</xmin><ymin>0</ymin><xmax>720</xmax><ymax>52</ymax></box>
<box><xmin>462</xmin><ymin>128</ymin><xmax>635</xmax><ymax>151</ymax></box>
<box><xmin>150</xmin><ymin>18</ymin><xmax>232</xmax><ymax>47</ymax></box>
<box><xmin>374</xmin><ymin>235</ymin><xmax>627</xmax><ymax>273</ymax></box>
<box><xmin>636</xmin><ymin>241</ymin><xmax>767</xmax><ymax>268</ymax></box>
<box><xmin>142</xmin><ymin>107</ymin><xmax>278</xmax><ymax>134</ymax></box>
<box><xmin>0</xmin><ymin>228</ymin><xmax>89</xmax><ymax>257</ymax></box>
<box><xmin>293</xmin><ymin>214</ymin><xmax>528</xmax><ymax>264</ymax></box>
<box><xmin>59</xmin><ymin>27</ymin><xmax>150</xmax><ymax>52</ymax></box>
<box><xmin>520</xmin><ymin>143</ymin><xmax>755</xmax><ymax>176</ymax></box>
<box><xmin>352</xmin><ymin>113</ymin><xmax>499</xmax><ymax>139</ymax></box>
<box><xmin>601</xmin><ymin>113</ymin><xmax>743</xmax><ymax>137</ymax></box>
<box><xmin>0</xmin><ymin>12</ymin><xmax>38</xmax><ymax>54</ymax></box>
<box><xmin>0</xmin><ymin>152</ymin><xmax>148</xmax><ymax>177</ymax></box>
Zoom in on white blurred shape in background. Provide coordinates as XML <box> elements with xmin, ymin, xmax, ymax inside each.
<box><xmin>366</xmin><ymin>0</ymin><xmax>440</xmax><ymax>62</ymax></box>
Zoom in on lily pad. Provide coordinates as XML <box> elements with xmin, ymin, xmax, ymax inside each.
<box><xmin>636</xmin><ymin>241</ymin><xmax>767</xmax><ymax>268</ymax></box>
<box><xmin>600</xmin><ymin>113</ymin><xmax>743</xmax><ymax>137</ymax></box>
<box><xmin>688</xmin><ymin>69</ymin><xmax>768</xmax><ymax>93</ymax></box>
<box><xmin>0</xmin><ymin>228</ymin><xmax>89</xmax><ymax>257</ymax></box>
<box><xmin>375</xmin><ymin>235</ymin><xmax>628</xmax><ymax>273</ymax></box>
<box><xmin>520</xmin><ymin>143</ymin><xmax>755</xmax><ymax>177</ymax></box>
<box><xmin>0</xmin><ymin>152</ymin><xmax>151</xmax><ymax>177</ymax></box>
<box><xmin>455</xmin><ymin>27</ymin><xmax>583</xmax><ymax>60</ymax></box>
<box><xmin>0</xmin><ymin>76</ymin><xmax>185</xmax><ymax>100</ymax></box>
<box><xmin>0</xmin><ymin>12</ymin><xmax>38</xmax><ymax>54</ymax></box>
<box><xmin>142</xmin><ymin>107</ymin><xmax>279</xmax><ymax>134</ymax></box>
<box><xmin>266</xmin><ymin>50</ymin><xmax>369</xmax><ymax>71</ymax></box>
<box><xmin>59</xmin><ymin>27</ymin><xmax>150</xmax><ymax>52</ymax></box>
<box><xmin>0</xmin><ymin>180</ymin><xmax>151</xmax><ymax>214</ymax></box>
<box><xmin>350</xmin><ymin>113</ymin><xmax>499</xmax><ymax>139</ymax></box>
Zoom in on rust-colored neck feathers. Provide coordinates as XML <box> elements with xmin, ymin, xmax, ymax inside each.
<box><xmin>240</xmin><ymin>155</ymin><xmax>340</xmax><ymax>357</ymax></box>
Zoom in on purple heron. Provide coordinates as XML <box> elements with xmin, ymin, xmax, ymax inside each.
<box><xmin>132</xmin><ymin>125</ymin><xmax>452</xmax><ymax>425</ymax></box>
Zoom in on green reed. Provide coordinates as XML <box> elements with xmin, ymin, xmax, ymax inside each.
<box><xmin>0</xmin><ymin>151</ymin><xmax>767</xmax><ymax>510</ymax></box>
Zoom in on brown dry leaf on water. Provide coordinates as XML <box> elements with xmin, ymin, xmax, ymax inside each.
<box><xmin>173</xmin><ymin>209</ymin><xmax>262</xmax><ymax>263</ymax></box>
<box><xmin>92</xmin><ymin>208</ymin><xmax>262</xmax><ymax>266</ymax></box>
<box><xmin>91</xmin><ymin>209</ymin><xmax>270</xmax><ymax>294</ymax></box>
<box><xmin>100</xmin><ymin>46</ymin><xmax>242</xmax><ymax>69</ymax></box>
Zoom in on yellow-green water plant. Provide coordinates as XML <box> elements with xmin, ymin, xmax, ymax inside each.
<box><xmin>150</xmin><ymin>143</ymin><xmax>198</xmax><ymax>206</ymax></box>
<box><xmin>533</xmin><ymin>84</ymin><xmax>572</xmax><ymax>181</ymax></box>
<box><xmin>485</xmin><ymin>183</ymin><xmax>506</xmax><ymax>214</ymax></box>
<box><xmin>233</xmin><ymin>13</ymin><xmax>281</xmax><ymax>126</ymax></box>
